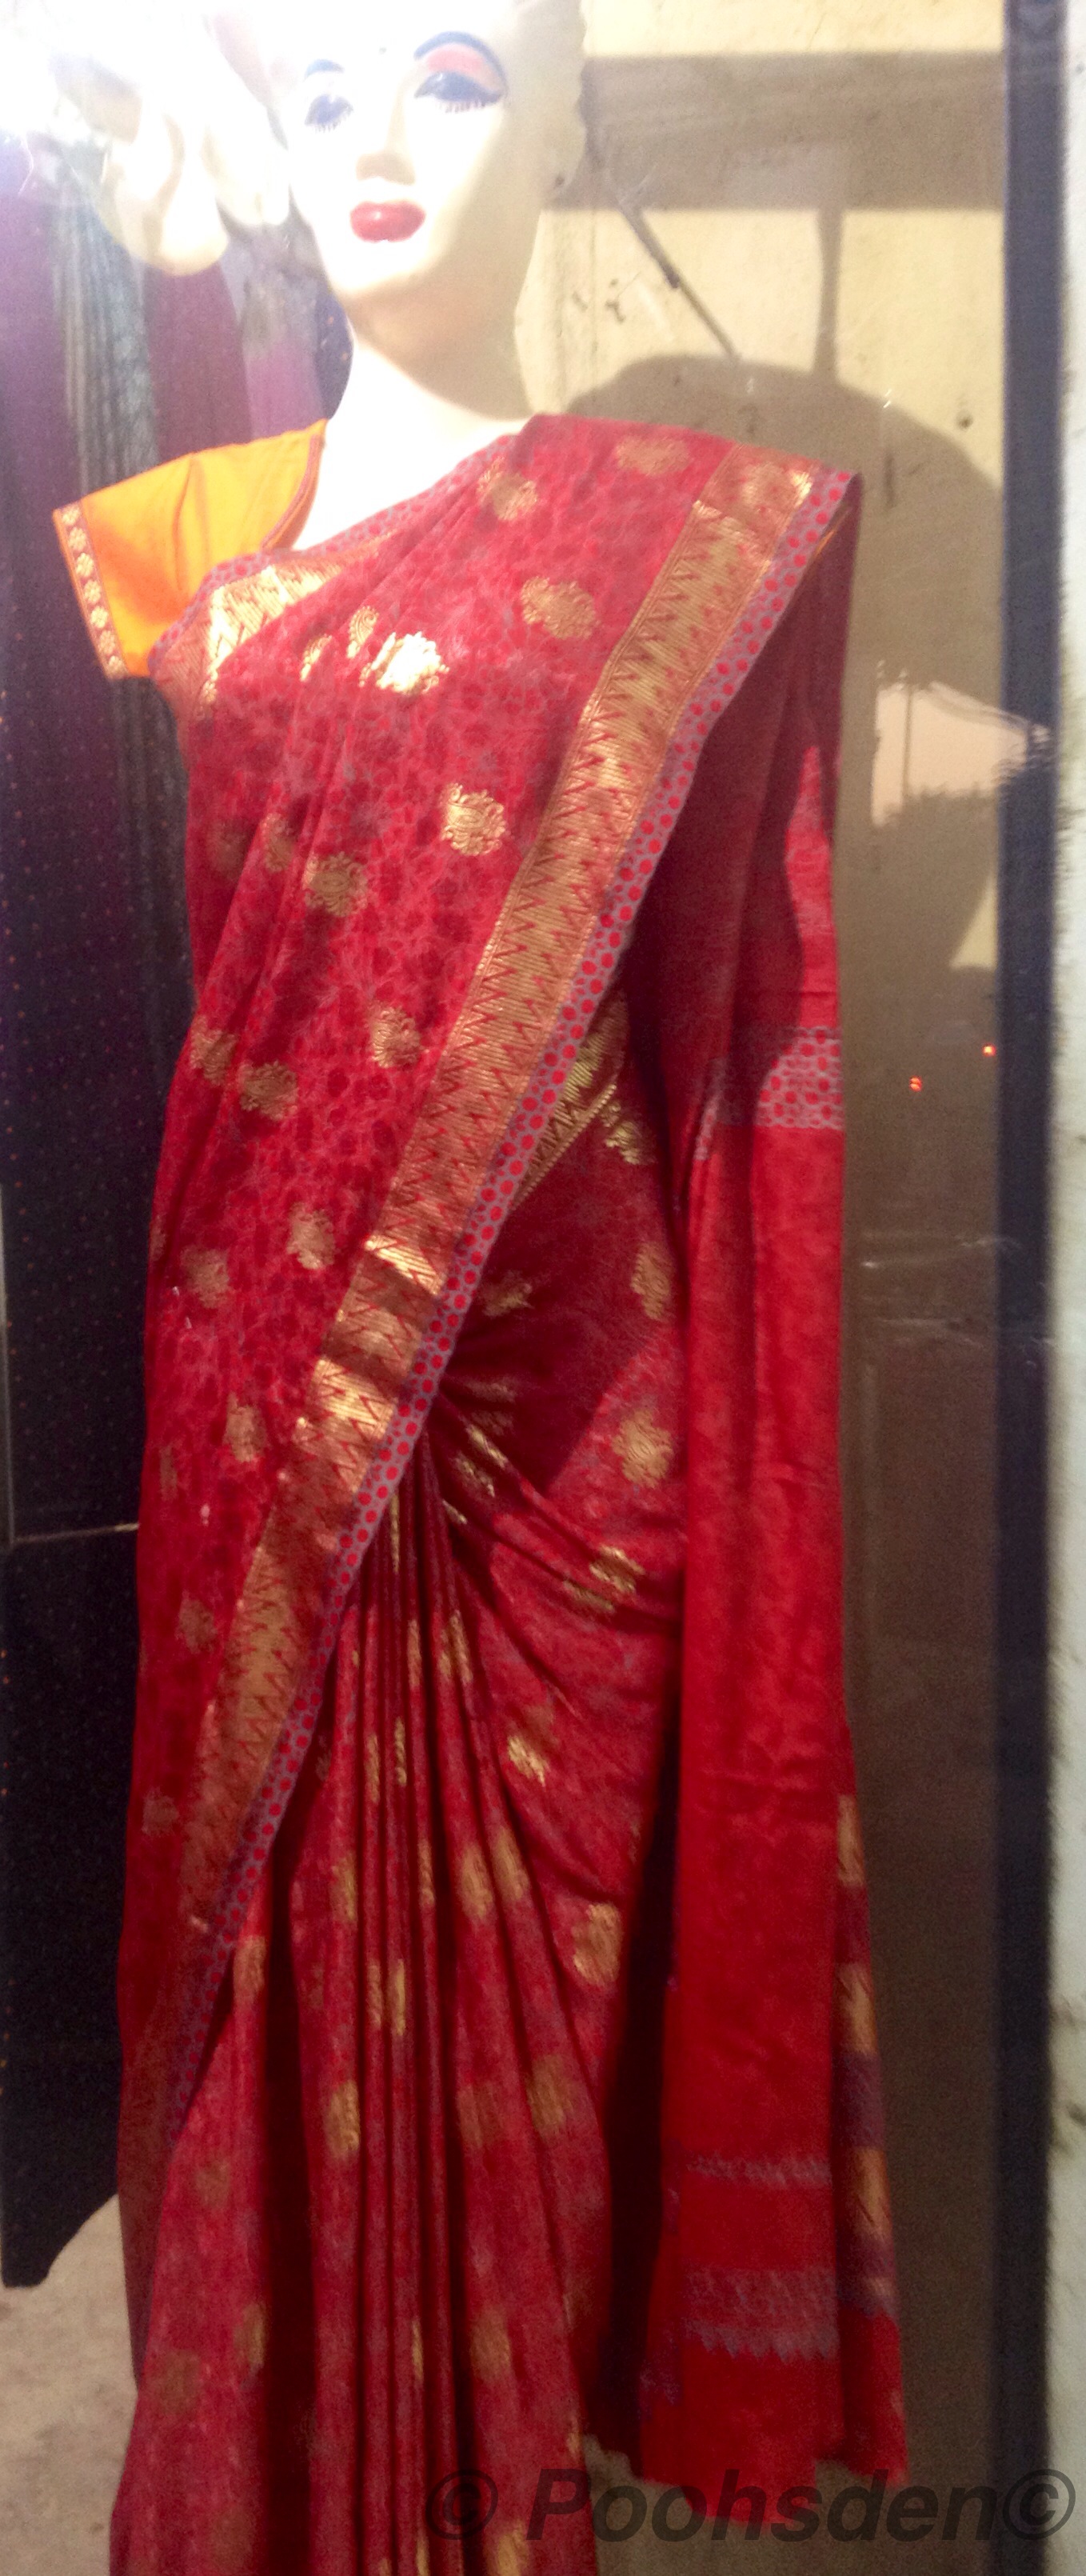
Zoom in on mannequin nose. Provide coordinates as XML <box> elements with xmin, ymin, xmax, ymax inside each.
<box><xmin>351</xmin><ymin>74</ymin><xmax>413</xmax><ymax>182</ymax></box>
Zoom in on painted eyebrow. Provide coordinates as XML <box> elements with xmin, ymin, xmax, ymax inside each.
<box><xmin>413</xmin><ymin>31</ymin><xmax>507</xmax><ymax>82</ymax></box>
<box><xmin>303</xmin><ymin>60</ymin><xmax>345</xmax><ymax>78</ymax></box>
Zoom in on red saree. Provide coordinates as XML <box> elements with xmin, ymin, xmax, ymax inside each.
<box><xmin>56</xmin><ymin>413</ymin><xmax>905</xmax><ymax>2575</ymax></box>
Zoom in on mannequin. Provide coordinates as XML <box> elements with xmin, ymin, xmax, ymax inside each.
<box><xmin>47</xmin><ymin>1</ymin><xmax>584</xmax><ymax>525</ymax></box>
<box><xmin>43</xmin><ymin>10</ymin><xmax>907</xmax><ymax>2572</ymax></box>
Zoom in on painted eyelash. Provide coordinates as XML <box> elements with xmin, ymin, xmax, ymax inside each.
<box><xmin>305</xmin><ymin>94</ymin><xmax>352</xmax><ymax>130</ymax></box>
<box><xmin>415</xmin><ymin>69</ymin><xmax>501</xmax><ymax>110</ymax></box>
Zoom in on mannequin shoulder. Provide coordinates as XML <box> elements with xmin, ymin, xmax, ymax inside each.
<box><xmin>54</xmin><ymin>425</ymin><xmax>324</xmax><ymax>680</ymax></box>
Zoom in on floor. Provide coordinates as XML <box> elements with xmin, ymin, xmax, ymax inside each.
<box><xmin>1</xmin><ymin>2201</ymin><xmax>134</xmax><ymax>2576</ymax></box>
<box><xmin>1</xmin><ymin>2207</ymin><xmax>725</xmax><ymax>2576</ymax></box>
<box><xmin>1</xmin><ymin>2211</ymin><xmax>830</xmax><ymax>2576</ymax></box>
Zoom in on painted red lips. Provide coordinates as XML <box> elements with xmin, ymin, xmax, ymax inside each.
<box><xmin>350</xmin><ymin>201</ymin><xmax>425</xmax><ymax>243</ymax></box>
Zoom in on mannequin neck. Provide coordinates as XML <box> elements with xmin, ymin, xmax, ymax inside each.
<box><xmin>293</xmin><ymin>324</ymin><xmax>533</xmax><ymax>548</ymax></box>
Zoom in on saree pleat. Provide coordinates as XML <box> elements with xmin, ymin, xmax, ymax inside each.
<box><xmin>113</xmin><ymin>986</ymin><xmax>688</xmax><ymax>2574</ymax></box>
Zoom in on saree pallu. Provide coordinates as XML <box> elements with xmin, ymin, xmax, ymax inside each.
<box><xmin>55</xmin><ymin>412</ymin><xmax>906</xmax><ymax>2574</ymax></box>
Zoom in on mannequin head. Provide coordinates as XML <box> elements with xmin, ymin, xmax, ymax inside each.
<box><xmin>220</xmin><ymin>2</ymin><xmax>585</xmax><ymax>364</ymax></box>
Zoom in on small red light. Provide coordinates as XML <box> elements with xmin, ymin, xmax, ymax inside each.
<box><xmin>910</xmin><ymin>1076</ymin><xmax>923</xmax><ymax>1093</ymax></box>
<box><xmin>983</xmin><ymin>1043</ymin><xmax>996</xmax><ymax>1058</ymax></box>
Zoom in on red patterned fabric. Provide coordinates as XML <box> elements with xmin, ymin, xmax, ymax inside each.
<box><xmin>74</xmin><ymin>415</ymin><xmax>904</xmax><ymax>2573</ymax></box>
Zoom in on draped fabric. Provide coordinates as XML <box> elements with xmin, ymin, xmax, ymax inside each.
<box><xmin>57</xmin><ymin>411</ymin><xmax>906</xmax><ymax>2572</ymax></box>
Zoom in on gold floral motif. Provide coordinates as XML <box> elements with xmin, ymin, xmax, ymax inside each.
<box><xmin>182</xmin><ymin>1246</ymin><xmax>230</xmax><ymax>1310</ymax></box>
<box><xmin>365</xmin><ymin>1736</ymin><xmax>381</xmax><ymax>1805</ymax></box>
<box><xmin>193</xmin><ymin>2156</ymin><xmax>231</xmax><ymax>2212</ymax></box>
<box><xmin>601</xmin><ymin>1102</ymin><xmax>656</xmax><ymax>1166</ymax></box>
<box><xmin>389</xmin><ymin>1960</ymin><xmax>407</xmax><ymax>2040</ymax></box>
<box><xmin>367</xmin><ymin>1961</ymin><xmax>385</xmax><ymax>2032</ymax></box>
<box><xmin>288</xmin><ymin>1206</ymin><xmax>336</xmax><ymax>1273</ymax></box>
<box><xmin>330</xmin><ymin>1854</ymin><xmax>357</xmax><ymax>1926</ymax></box>
<box><xmin>210</xmin><ymin>823</ymin><xmax>250</xmax><ymax>885</ymax></box>
<box><xmin>156</xmin><ymin>551</ymin><xmax>333</xmax><ymax>735</ymax></box>
<box><xmin>262</xmin><ymin>816</ymin><xmax>296</xmax><ymax>875</ymax></box>
<box><xmin>225</xmin><ymin>1395</ymin><xmax>266</xmax><ymax>1464</ymax></box>
<box><xmin>460</xmin><ymin>1844</ymin><xmax>495</xmax><ymax>1925</ymax></box>
<box><xmin>300</xmin><ymin>635</ymin><xmax>330</xmax><ymax>681</ymax></box>
<box><xmin>507</xmin><ymin>1704</ymin><xmax>556</xmax><ymax>1789</ymax></box>
<box><xmin>406</xmin><ymin>1621</ymin><xmax>423</xmax><ymax>1689</ymax></box>
<box><xmin>492</xmin><ymin>1824</ymin><xmax>529</xmax><ymax>1908</ymax></box>
<box><xmin>325</xmin><ymin>2079</ymin><xmax>361</xmax><ymax>2160</ymax></box>
<box><xmin>417</xmin><ymin>1836</ymin><xmax>436</xmax><ymax>1910</ymax></box>
<box><xmin>178</xmin><ymin>1596</ymin><xmax>217</xmax><ymax>1654</ymax></box>
<box><xmin>513</xmin><ymin>990</ymin><xmax>629</xmax><ymax>1208</ymax></box>
<box><xmin>616</xmin><ymin>434</ymin><xmax>690</xmax><ymax>478</ymax></box>
<box><xmin>441</xmin><ymin>784</ymin><xmax>506</xmax><ymax>858</ymax></box>
<box><xmin>148</xmin><ymin>2349</ymin><xmax>202</xmax><ymax>2419</ymax></box>
<box><xmin>394</xmin><ymin>1717</ymin><xmax>408</xmax><ymax>1787</ymax></box>
<box><xmin>346</xmin><ymin>606</ymin><xmax>379</xmax><ymax>661</ymax></box>
<box><xmin>470</xmin><ymin>2307</ymin><xmax>513</xmax><ymax>2384</ymax></box>
<box><xmin>370</xmin><ymin>1004</ymin><xmax>422</xmax><ymax>1070</ymax></box>
<box><xmin>632</xmin><ymin>1242</ymin><xmax>677</xmax><ymax>1323</ymax></box>
<box><xmin>190</xmin><ymin>1018</ymin><xmax>238</xmax><ymax>1088</ymax></box>
<box><xmin>477</xmin><ymin>460</ymin><xmax>538</xmax><ymax>522</ymax></box>
<box><xmin>305</xmin><ymin>852</ymin><xmax>367</xmax><ymax>919</ymax></box>
<box><xmin>458</xmin><ymin>2080</ymin><xmax>505</xmax><ymax>2154</ymax></box>
<box><xmin>613</xmin><ymin>1408</ymin><xmax>676</xmax><ymax>1488</ymax></box>
<box><xmin>459</xmin><ymin>1450</ymin><xmax>496</xmax><ymax>1501</ymax></box>
<box><xmin>234</xmin><ymin>1935</ymin><xmax>267</xmax><ymax>2003</ymax></box>
<box><xmin>417</xmin><ymin>2534</ymin><xmax>430</xmax><ymax>2576</ymax></box>
<box><xmin>234</xmin><ymin>2302</ymin><xmax>269</xmax><ymax>2374</ymax></box>
<box><xmin>142</xmin><ymin>1788</ymin><xmax>179</xmax><ymax>1838</ymax></box>
<box><xmin>590</xmin><ymin>1545</ymin><xmax>642</xmax><ymax>1599</ymax></box>
<box><xmin>849</xmin><ymin>2146</ymin><xmax>893</xmax><ymax>2242</ymax></box>
<box><xmin>438</xmin><ymin>1610</ymin><xmax>473</xmax><ymax>1689</ymax></box>
<box><xmin>158</xmin><ymin>1446</ymin><xmax>178</xmax><ymax>1502</ymax></box>
<box><xmin>478</xmin><ymin>1273</ymin><xmax>533</xmax><ymax>1319</ymax></box>
<box><xmin>835</xmin><ymin>1962</ymin><xmax>878</xmax><ymax>2056</ymax></box>
<box><xmin>238</xmin><ymin>1062</ymin><xmax>298</xmax><ymax>1121</ymax></box>
<box><xmin>838</xmin><ymin>1794</ymin><xmax>866</xmax><ymax>1891</ymax></box>
<box><xmin>507</xmin><ymin>1732</ymin><xmax>549</xmax><ymax>1787</ymax></box>
<box><xmin>372</xmin><ymin>632</ymin><xmax>449</xmax><ymax>697</ymax></box>
<box><xmin>521</xmin><ymin>578</ymin><xmax>597</xmax><ymax>642</ymax></box>
<box><xmin>489</xmin><ymin>2531</ymin><xmax>529</xmax><ymax>2576</ymax></box>
<box><xmin>572</xmin><ymin>1902</ymin><xmax>623</xmax><ymax>1990</ymax></box>
<box><xmin>526</xmin><ymin>2054</ymin><xmax>572</xmax><ymax>2140</ymax></box>
<box><xmin>412</xmin><ymin>2318</ymin><xmax>425</xmax><ymax>2384</ymax></box>
<box><xmin>562</xmin><ymin>1576</ymin><xmax>618</xmax><ymax>1619</ymax></box>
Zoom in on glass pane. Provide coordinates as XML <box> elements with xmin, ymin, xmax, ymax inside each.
<box><xmin>518</xmin><ymin>0</ymin><xmax>1006</xmax><ymax>2535</ymax></box>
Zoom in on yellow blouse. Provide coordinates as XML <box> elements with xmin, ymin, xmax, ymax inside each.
<box><xmin>53</xmin><ymin>423</ymin><xmax>325</xmax><ymax>682</ymax></box>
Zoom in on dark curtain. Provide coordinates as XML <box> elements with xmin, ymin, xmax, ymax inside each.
<box><xmin>0</xmin><ymin>182</ymin><xmax>254</xmax><ymax>2285</ymax></box>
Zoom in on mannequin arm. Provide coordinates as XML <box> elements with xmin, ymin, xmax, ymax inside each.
<box><xmin>40</xmin><ymin>11</ymin><xmax>288</xmax><ymax>271</ymax></box>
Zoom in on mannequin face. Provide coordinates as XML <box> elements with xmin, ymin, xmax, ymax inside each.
<box><xmin>278</xmin><ymin>6</ymin><xmax>581</xmax><ymax>358</ymax></box>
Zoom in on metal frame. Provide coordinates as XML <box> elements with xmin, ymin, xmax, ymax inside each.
<box><xmin>995</xmin><ymin>0</ymin><xmax>1063</xmax><ymax>2543</ymax></box>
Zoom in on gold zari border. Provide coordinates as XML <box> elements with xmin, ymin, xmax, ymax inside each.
<box><xmin>54</xmin><ymin>502</ymin><xmax>128</xmax><ymax>681</ymax></box>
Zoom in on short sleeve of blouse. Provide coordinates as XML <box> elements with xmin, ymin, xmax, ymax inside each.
<box><xmin>53</xmin><ymin>426</ymin><xmax>325</xmax><ymax>682</ymax></box>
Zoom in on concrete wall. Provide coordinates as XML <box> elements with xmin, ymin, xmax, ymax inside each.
<box><xmin>517</xmin><ymin>3</ymin><xmax>1008</xmax><ymax>2558</ymax></box>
